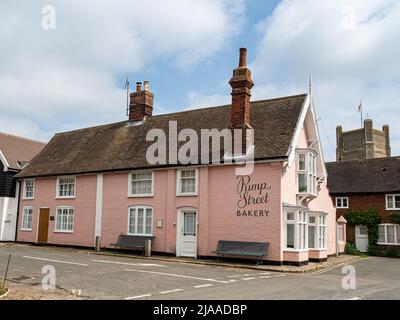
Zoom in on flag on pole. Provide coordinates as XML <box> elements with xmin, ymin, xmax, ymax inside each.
<box><xmin>124</xmin><ymin>76</ymin><xmax>130</xmax><ymax>89</ymax></box>
<box><xmin>358</xmin><ymin>100</ymin><xmax>363</xmax><ymax>127</ymax></box>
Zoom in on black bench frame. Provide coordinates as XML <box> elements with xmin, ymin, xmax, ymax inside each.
<box><xmin>111</xmin><ymin>234</ymin><xmax>154</xmax><ymax>255</ymax></box>
<box><xmin>213</xmin><ymin>240</ymin><xmax>269</xmax><ymax>265</ymax></box>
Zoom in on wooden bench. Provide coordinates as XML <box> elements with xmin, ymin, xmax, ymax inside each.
<box><xmin>111</xmin><ymin>234</ymin><xmax>154</xmax><ymax>255</ymax></box>
<box><xmin>213</xmin><ymin>240</ymin><xmax>269</xmax><ymax>265</ymax></box>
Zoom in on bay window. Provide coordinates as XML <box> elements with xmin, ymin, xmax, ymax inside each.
<box><xmin>378</xmin><ymin>224</ymin><xmax>400</xmax><ymax>245</ymax></box>
<box><xmin>297</xmin><ymin>151</ymin><xmax>317</xmax><ymax>195</ymax></box>
<box><xmin>308</xmin><ymin>213</ymin><xmax>327</xmax><ymax>249</ymax></box>
<box><xmin>285</xmin><ymin>209</ymin><xmax>308</xmax><ymax>250</ymax></box>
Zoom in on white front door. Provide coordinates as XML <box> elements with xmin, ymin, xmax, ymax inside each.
<box><xmin>176</xmin><ymin>209</ymin><xmax>197</xmax><ymax>258</ymax></box>
<box><xmin>355</xmin><ymin>225</ymin><xmax>369</xmax><ymax>252</ymax></box>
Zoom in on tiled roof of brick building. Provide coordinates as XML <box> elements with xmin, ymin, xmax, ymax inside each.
<box><xmin>326</xmin><ymin>157</ymin><xmax>400</xmax><ymax>194</ymax></box>
<box><xmin>0</xmin><ymin>132</ymin><xmax>46</xmax><ymax>170</ymax></box>
<box><xmin>16</xmin><ymin>94</ymin><xmax>307</xmax><ymax>178</ymax></box>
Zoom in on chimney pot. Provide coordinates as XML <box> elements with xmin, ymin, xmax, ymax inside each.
<box><xmin>239</xmin><ymin>48</ymin><xmax>247</xmax><ymax>67</ymax></box>
<box><xmin>136</xmin><ymin>82</ymin><xmax>142</xmax><ymax>92</ymax></box>
<box><xmin>143</xmin><ymin>81</ymin><xmax>149</xmax><ymax>91</ymax></box>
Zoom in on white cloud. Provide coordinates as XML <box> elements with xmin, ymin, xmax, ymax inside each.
<box><xmin>185</xmin><ymin>91</ymin><xmax>230</xmax><ymax>110</ymax></box>
<box><xmin>0</xmin><ymin>0</ymin><xmax>245</xmax><ymax>140</ymax></box>
<box><xmin>251</xmin><ymin>0</ymin><xmax>400</xmax><ymax>161</ymax></box>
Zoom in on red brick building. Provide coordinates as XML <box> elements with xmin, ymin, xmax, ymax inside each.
<box><xmin>327</xmin><ymin>157</ymin><xmax>400</xmax><ymax>252</ymax></box>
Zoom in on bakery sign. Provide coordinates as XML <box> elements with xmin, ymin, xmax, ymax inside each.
<box><xmin>236</xmin><ymin>175</ymin><xmax>271</xmax><ymax>217</ymax></box>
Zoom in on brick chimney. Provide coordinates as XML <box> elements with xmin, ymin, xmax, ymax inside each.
<box><xmin>129</xmin><ymin>81</ymin><xmax>154</xmax><ymax>121</ymax></box>
<box><xmin>229</xmin><ymin>48</ymin><xmax>254</xmax><ymax>130</ymax></box>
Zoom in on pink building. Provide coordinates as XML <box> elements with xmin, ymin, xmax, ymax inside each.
<box><xmin>16</xmin><ymin>49</ymin><xmax>338</xmax><ymax>266</ymax></box>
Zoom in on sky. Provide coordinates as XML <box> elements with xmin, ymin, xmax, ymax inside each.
<box><xmin>0</xmin><ymin>0</ymin><xmax>399</xmax><ymax>161</ymax></box>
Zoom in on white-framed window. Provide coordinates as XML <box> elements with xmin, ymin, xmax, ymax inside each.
<box><xmin>21</xmin><ymin>206</ymin><xmax>33</xmax><ymax>230</ymax></box>
<box><xmin>177</xmin><ymin>169</ymin><xmax>198</xmax><ymax>196</ymax></box>
<box><xmin>308</xmin><ymin>213</ymin><xmax>327</xmax><ymax>249</ymax></box>
<box><xmin>386</xmin><ymin>194</ymin><xmax>400</xmax><ymax>210</ymax></box>
<box><xmin>128</xmin><ymin>206</ymin><xmax>153</xmax><ymax>236</ymax></box>
<box><xmin>56</xmin><ymin>176</ymin><xmax>76</xmax><ymax>198</ymax></box>
<box><xmin>55</xmin><ymin>207</ymin><xmax>74</xmax><ymax>232</ymax></box>
<box><xmin>336</xmin><ymin>197</ymin><xmax>349</xmax><ymax>209</ymax></box>
<box><xmin>284</xmin><ymin>208</ymin><xmax>308</xmax><ymax>251</ymax></box>
<box><xmin>378</xmin><ymin>224</ymin><xmax>400</xmax><ymax>245</ymax></box>
<box><xmin>23</xmin><ymin>179</ymin><xmax>35</xmax><ymax>199</ymax></box>
<box><xmin>297</xmin><ymin>151</ymin><xmax>317</xmax><ymax>195</ymax></box>
<box><xmin>128</xmin><ymin>171</ymin><xmax>154</xmax><ymax>197</ymax></box>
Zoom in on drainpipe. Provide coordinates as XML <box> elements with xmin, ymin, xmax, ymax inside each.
<box><xmin>14</xmin><ymin>180</ymin><xmax>22</xmax><ymax>242</ymax></box>
<box><xmin>335</xmin><ymin>221</ymin><xmax>339</xmax><ymax>256</ymax></box>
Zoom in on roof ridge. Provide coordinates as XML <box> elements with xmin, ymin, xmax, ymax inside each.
<box><xmin>0</xmin><ymin>131</ymin><xmax>46</xmax><ymax>145</ymax></box>
<box><xmin>54</xmin><ymin>93</ymin><xmax>307</xmax><ymax>136</ymax></box>
<box><xmin>150</xmin><ymin>93</ymin><xmax>307</xmax><ymax>119</ymax></box>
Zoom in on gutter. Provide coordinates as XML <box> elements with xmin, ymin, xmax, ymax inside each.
<box><xmin>15</xmin><ymin>156</ymin><xmax>289</xmax><ymax>179</ymax></box>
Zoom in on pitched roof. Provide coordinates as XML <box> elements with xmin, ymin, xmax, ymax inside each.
<box><xmin>0</xmin><ymin>132</ymin><xmax>46</xmax><ymax>170</ymax></box>
<box><xmin>16</xmin><ymin>94</ymin><xmax>307</xmax><ymax>178</ymax></box>
<box><xmin>326</xmin><ymin>157</ymin><xmax>400</xmax><ymax>194</ymax></box>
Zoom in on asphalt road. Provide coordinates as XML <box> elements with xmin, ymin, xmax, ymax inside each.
<box><xmin>0</xmin><ymin>243</ymin><xmax>399</xmax><ymax>300</ymax></box>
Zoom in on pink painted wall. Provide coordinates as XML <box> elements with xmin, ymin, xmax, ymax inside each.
<box><xmin>17</xmin><ymin>175</ymin><xmax>96</xmax><ymax>247</ymax></box>
<box><xmin>101</xmin><ymin>162</ymin><xmax>283</xmax><ymax>261</ymax></box>
<box><xmin>281</xmin><ymin>112</ymin><xmax>337</xmax><ymax>259</ymax></box>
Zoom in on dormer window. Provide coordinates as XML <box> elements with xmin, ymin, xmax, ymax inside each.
<box><xmin>297</xmin><ymin>151</ymin><xmax>317</xmax><ymax>195</ymax></box>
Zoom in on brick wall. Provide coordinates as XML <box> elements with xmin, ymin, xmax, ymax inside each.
<box><xmin>334</xmin><ymin>193</ymin><xmax>400</xmax><ymax>243</ymax></box>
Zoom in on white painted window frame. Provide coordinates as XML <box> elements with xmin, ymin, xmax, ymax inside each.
<box><xmin>385</xmin><ymin>194</ymin><xmax>400</xmax><ymax>210</ymax></box>
<box><xmin>336</xmin><ymin>197</ymin><xmax>349</xmax><ymax>209</ymax></box>
<box><xmin>284</xmin><ymin>208</ymin><xmax>309</xmax><ymax>252</ymax></box>
<box><xmin>127</xmin><ymin>206</ymin><xmax>153</xmax><ymax>236</ymax></box>
<box><xmin>128</xmin><ymin>171</ymin><xmax>154</xmax><ymax>197</ymax></box>
<box><xmin>54</xmin><ymin>206</ymin><xmax>74</xmax><ymax>233</ymax></box>
<box><xmin>176</xmin><ymin>168</ymin><xmax>198</xmax><ymax>196</ymax></box>
<box><xmin>296</xmin><ymin>150</ymin><xmax>317</xmax><ymax>196</ymax></box>
<box><xmin>378</xmin><ymin>223</ymin><xmax>400</xmax><ymax>246</ymax></box>
<box><xmin>21</xmin><ymin>206</ymin><xmax>33</xmax><ymax>231</ymax></box>
<box><xmin>56</xmin><ymin>176</ymin><xmax>76</xmax><ymax>199</ymax></box>
<box><xmin>23</xmin><ymin>179</ymin><xmax>35</xmax><ymax>200</ymax></box>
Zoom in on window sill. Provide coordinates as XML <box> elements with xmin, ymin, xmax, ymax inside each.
<box><xmin>283</xmin><ymin>248</ymin><xmax>309</xmax><ymax>253</ymax></box>
<box><xmin>22</xmin><ymin>198</ymin><xmax>34</xmax><ymax>201</ymax></box>
<box><xmin>128</xmin><ymin>194</ymin><xmax>154</xmax><ymax>198</ymax></box>
<box><xmin>176</xmin><ymin>193</ymin><xmax>198</xmax><ymax>197</ymax></box>
<box><xmin>385</xmin><ymin>208</ymin><xmax>400</xmax><ymax>211</ymax></box>
<box><xmin>336</xmin><ymin>207</ymin><xmax>349</xmax><ymax>209</ymax></box>
<box><xmin>55</xmin><ymin>197</ymin><xmax>76</xmax><ymax>200</ymax></box>
<box><xmin>377</xmin><ymin>242</ymin><xmax>400</xmax><ymax>246</ymax></box>
<box><xmin>20</xmin><ymin>229</ymin><xmax>32</xmax><ymax>232</ymax></box>
<box><xmin>127</xmin><ymin>233</ymin><xmax>153</xmax><ymax>237</ymax></box>
<box><xmin>53</xmin><ymin>230</ymin><xmax>74</xmax><ymax>234</ymax></box>
<box><xmin>308</xmin><ymin>248</ymin><xmax>327</xmax><ymax>251</ymax></box>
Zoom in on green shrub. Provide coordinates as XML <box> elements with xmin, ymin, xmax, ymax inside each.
<box><xmin>346</xmin><ymin>209</ymin><xmax>381</xmax><ymax>255</ymax></box>
<box><xmin>389</xmin><ymin>213</ymin><xmax>400</xmax><ymax>225</ymax></box>
<box><xmin>344</xmin><ymin>242</ymin><xmax>363</xmax><ymax>256</ymax></box>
